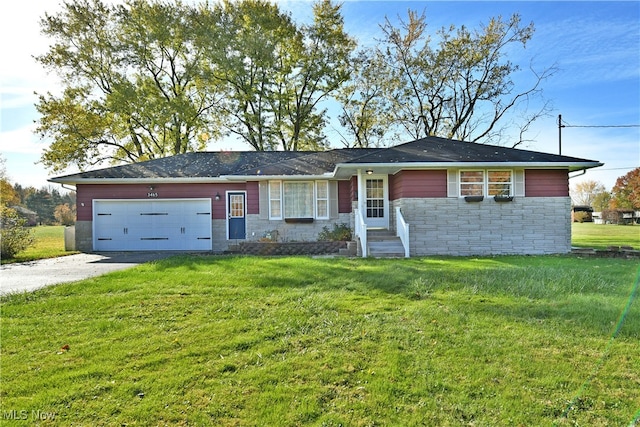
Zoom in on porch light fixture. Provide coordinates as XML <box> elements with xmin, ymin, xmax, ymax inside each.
<box><xmin>366</xmin><ymin>169</ymin><xmax>373</xmax><ymax>175</ymax></box>
<box><xmin>215</xmin><ymin>192</ymin><xmax>221</xmax><ymax>201</ymax></box>
<box><xmin>148</xmin><ymin>185</ymin><xmax>154</xmax><ymax>191</ymax></box>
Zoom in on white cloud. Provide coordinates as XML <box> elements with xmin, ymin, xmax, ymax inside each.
<box><xmin>0</xmin><ymin>123</ymin><xmax>47</xmax><ymax>155</ymax></box>
<box><xmin>0</xmin><ymin>1</ymin><xmax>64</xmax><ymax>112</ymax></box>
<box><xmin>532</xmin><ymin>5</ymin><xmax>640</xmax><ymax>88</ymax></box>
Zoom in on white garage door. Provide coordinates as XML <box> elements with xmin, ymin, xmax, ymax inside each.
<box><xmin>93</xmin><ymin>199</ymin><xmax>212</xmax><ymax>251</ymax></box>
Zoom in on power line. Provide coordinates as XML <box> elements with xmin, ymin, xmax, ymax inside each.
<box><xmin>557</xmin><ymin>114</ymin><xmax>640</xmax><ymax>155</ymax></box>
<box><xmin>587</xmin><ymin>167</ymin><xmax>637</xmax><ymax>174</ymax></box>
<box><xmin>563</xmin><ymin>124</ymin><xmax>640</xmax><ymax>129</ymax></box>
<box><xmin>558</xmin><ymin>116</ymin><xmax>640</xmax><ymax>129</ymax></box>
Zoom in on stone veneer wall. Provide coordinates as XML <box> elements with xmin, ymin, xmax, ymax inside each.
<box><xmin>75</xmin><ymin>221</ymin><xmax>93</xmax><ymax>252</ymax></box>
<box><xmin>243</xmin><ymin>213</ymin><xmax>352</xmax><ymax>245</ymax></box>
<box><xmin>392</xmin><ymin>197</ymin><xmax>572</xmax><ymax>256</ymax></box>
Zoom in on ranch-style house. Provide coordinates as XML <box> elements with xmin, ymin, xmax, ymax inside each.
<box><xmin>49</xmin><ymin>136</ymin><xmax>602</xmax><ymax>257</ymax></box>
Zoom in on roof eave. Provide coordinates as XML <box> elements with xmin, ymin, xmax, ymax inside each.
<box><xmin>334</xmin><ymin>161</ymin><xmax>603</xmax><ymax>174</ymax></box>
<box><xmin>221</xmin><ymin>173</ymin><xmax>334</xmax><ymax>181</ymax></box>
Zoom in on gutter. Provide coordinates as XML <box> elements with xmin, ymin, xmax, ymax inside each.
<box><xmin>332</xmin><ymin>161</ymin><xmax>604</xmax><ymax>176</ymax></box>
<box><xmin>569</xmin><ymin>169</ymin><xmax>588</xmax><ymax>179</ymax></box>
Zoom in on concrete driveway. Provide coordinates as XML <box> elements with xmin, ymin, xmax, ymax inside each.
<box><xmin>0</xmin><ymin>252</ymin><xmax>176</xmax><ymax>295</ymax></box>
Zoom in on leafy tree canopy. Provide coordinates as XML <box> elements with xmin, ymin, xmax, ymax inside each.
<box><xmin>37</xmin><ymin>0</ymin><xmax>223</xmax><ymax>172</ymax></box>
<box><xmin>36</xmin><ymin>0</ymin><xmax>555</xmax><ymax>173</ymax></box>
<box><xmin>611</xmin><ymin>167</ymin><xmax>640</xmax><ymax>210</ymax></box>
<box><xmin>36</xmin><ymin>0</ymin><xmax>354</xmax><ymax>172</ymax></box>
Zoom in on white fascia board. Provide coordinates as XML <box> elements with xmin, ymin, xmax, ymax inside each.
<box><xmin>221</xmin><ymin>174</ymin><xmax>333</xmax><ymax>181</ymax></box>
<box><xmin>334</xmin><ymin>161</ymin><xmax>603</xmax><ymax>174</ymax></box>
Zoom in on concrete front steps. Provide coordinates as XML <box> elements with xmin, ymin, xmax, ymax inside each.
<box><xmin>366</xmin><ymin>229</ymin><xmax>406</xmax><ymax>258</ymax></box>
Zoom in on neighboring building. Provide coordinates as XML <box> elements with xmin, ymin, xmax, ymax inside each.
<box><xmin>49</xmin><ymin>136</ymin><xmax>602</xmax><ymax>256</ymax></box>
<box><xmin>10</xmin><ymin>206</ymin><xmax>37</xmax><ymax>226</ymax></box>
<box><xmin>571</xmin><ymin>205</ymin><xmax>594</xmax><ymax>222</ymax></box>
<box><xmin>592</xmin><ymin>211</ymin><xmax>604</xmax><ymax>224</ymax></box>
<box><xmin>598</xmin><ymin>209</ymin><xmax>640</xmax><ymax>225</ymax></box>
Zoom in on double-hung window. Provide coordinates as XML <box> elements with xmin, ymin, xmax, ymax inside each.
<box><xmin>460</xmin><ymin>171</ymin><xmax>485</xmax><ymax>196</ymax></box>
<box><xmin>269</xmin><ymin>181</ymin><xmax>283</xmax><ymax>220</ymax></box>
<box><xmin>315</xmin><ymin>181</ymin><xmax>329</xmax><ymax>219</ymax></box>
<box><xmin>487</xmin><ymin>171</ymin><xmax>513</xmax><ymax>196</ymax></box>
<box><xmin>459</xmin><ymin>170</ymin><xmax>513</xmax><ymax>197</ymax></box>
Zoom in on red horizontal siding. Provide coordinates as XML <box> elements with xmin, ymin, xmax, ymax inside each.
<box><xmin>391</xmin><ymin>170</ymin><xmax>447</xmax><ymax>199</ymax></box>
<box><xmin>246</xmin><ymin>182</ymin><xmax>259</xmax><ymax>215</ymax></box>
<box><xmin>338</xmin><ymin>180</ymin><xmax>352</xmax><ymax>213</ymax></box>
<box><xmin>77</xmin><ymin>183</ymin><xmax>246</xmax><ymax>221</ymax></box>
<box><xmin>525</xmin><ymin>169</ymin><xmax>569</xmax><ymax>197</ymax></box>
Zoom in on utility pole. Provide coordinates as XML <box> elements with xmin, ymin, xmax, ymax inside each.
<box><xmin>557</xmin><ymin>115</ymin><xmax>638</xmax><ymax>156</ymax></box>
<box><xmin>558</xmin><ymin>114</ymin><xmax>564</xmax><ymax>155</ymax></box>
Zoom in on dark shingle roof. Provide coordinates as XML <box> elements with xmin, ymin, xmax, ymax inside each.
<box><xmin>344</xmin><ymin>136</ymin><xmax>599</xmax><ymax>164</ymax></box>
<box><xmin>49</xmin><ymin>136</ymin><xmax>601</xmax><ymax>183</ymax></box>
<box><xmin>51</xmin><ymin>151</ymin><xmax>310</xmax><ymax>180</ymax></box>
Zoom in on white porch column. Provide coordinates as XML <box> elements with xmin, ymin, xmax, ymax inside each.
<box><xmin>357</xmin><ymin>168</ymin><xmax>365</xmax><ymax>218</ymax></box>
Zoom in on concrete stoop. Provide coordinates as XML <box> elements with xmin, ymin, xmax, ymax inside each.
<box><xmin>367</xmin><ymin>230</ymin><xmax>406</xmax><ymax>258</ymax></box>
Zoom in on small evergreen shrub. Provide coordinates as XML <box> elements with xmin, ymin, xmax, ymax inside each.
<box><xmin>317</xmin><ymin>223</ymin><xmax>352</xmax><ymax>241</ymax></box>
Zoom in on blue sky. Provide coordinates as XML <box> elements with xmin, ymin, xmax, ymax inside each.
<box><xmin>1</xmin><ymin>1</ymin><xmax>638</xmax><ymax>191</ymax></box>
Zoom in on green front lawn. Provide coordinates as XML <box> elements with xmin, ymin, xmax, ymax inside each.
<box><xmin>572</xmin><ymin>222</ymin><xmax>639</xmax><ymax>250</ymax></box>
<box><xmin>1</xmin><ymin>255</ymin><xmax>638</xmax><ymax>425</ymax></box>
<box><xmin>2</xmin><ymin>222</ymin><xmax>636</xmax><ymax>265</ymax></box>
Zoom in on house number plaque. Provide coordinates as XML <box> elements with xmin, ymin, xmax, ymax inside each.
<box><xmin>147</xmin><ymin>192</ymin><xmax>158</xmax><ymax>198</ymax></box>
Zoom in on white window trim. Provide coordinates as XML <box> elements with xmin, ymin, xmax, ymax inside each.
<box><xmin>458</xmin><ymin>170</ymin><xmax>514</xmax><ymax>197</ymax></box>
<box><xmin>487</xmin><ymin>170</ymin><xmax>514</xmax><ymax>197</ymax></box>
<box><xmin>459</xmin><ymin>170</ymin><xmax>486</xmax><ymax>197</ymax></box>
<box><xmin>315</xmin><ymin>180</ymin><xmax>329</xmax><ymax>220</ymax></box>
<box><xmin>268</xmin><ymin>180</ymin><xmax>330</xmax><ymax>220</ymax></box>
<box><xmin>268</xmin><ymin>180</ymin><xmax>282</xmax><ymax>220</ymax></box>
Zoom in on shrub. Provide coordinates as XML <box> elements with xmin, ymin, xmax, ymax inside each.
<box><xmin>0</xmin><ymin>206</ymin><xmax>35</xmax><ymax>258</ymax></box>
<box><xmin>317</xmin><ymin>223</ymin><xmax>352</xmax><ymax>241</ymax></box>
<box><xmin>54</xmin><ymin>203</ymin><xmax>76</xmax><ymax>226</ymax></box>
<box><xmin>573</xmin><ymin>211</ymin><xmax>590</xmax><ymax>223</ymax></box>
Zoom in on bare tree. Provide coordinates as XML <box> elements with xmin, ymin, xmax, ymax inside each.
<box><xmin>571</xmin><ymin>180</ymin><xmax>607</xmax><ymax>206</ymax></box>
<box><xmin>339</xmin><ymin>11</ymin><xmax>557</xmax><ymax>147</ymax></box>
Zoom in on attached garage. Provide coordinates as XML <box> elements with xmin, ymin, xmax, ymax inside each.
<box><xmin>93</xmin><ymin>199</ymin><xmax>212</xmax><ymax>251</ymax></box>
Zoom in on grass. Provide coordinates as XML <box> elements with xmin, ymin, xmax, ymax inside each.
<box><xmin>572</xmin><ymin>222</ymin><xmax>640</xmax><ymax>250</ymax></box>
<box><xmin>3</xmin><ymin>223</ymin><xmax>636</xmax><ymax>265</ymax></box>
<box><xmin>1</xmin><ymin>255</ymin><xmax>638</xmax><ymax>425</ymax></box>
<box><xmin>1</xmin><ymin>226</ymin><xmax>78</xmax><ymax>264</ymax></box>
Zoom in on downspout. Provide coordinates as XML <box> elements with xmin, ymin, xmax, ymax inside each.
<box><xmin>569</xmin><ymin>169</ymin><xmax>587</xmax><ymax>180</ymax></box>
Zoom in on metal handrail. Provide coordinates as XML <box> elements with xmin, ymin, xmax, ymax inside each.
<box><xmin>396</xmin><ymin>207</ymin><xmax>410</xmax><ymax>258</ymax></box>
<box><xmin>354</xmin><ymin>208</ymin><xmax>367</xmax><ymax>258</ymax></box>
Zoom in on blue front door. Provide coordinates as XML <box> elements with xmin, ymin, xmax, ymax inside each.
<box><xmin>228</xmin><ymin>192</ymin><xmax>246</xmax><ymax>240</ymax></box>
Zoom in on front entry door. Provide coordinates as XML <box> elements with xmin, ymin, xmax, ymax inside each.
<box><xmin>364</xmin><ymin>176</ymin><xmax>389</xmax><ymax>229</ymax></box>
<box><xmin>227</xmin><ymin>192</ymin><xmax>246</xmax><ymax>240</ymax></box>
